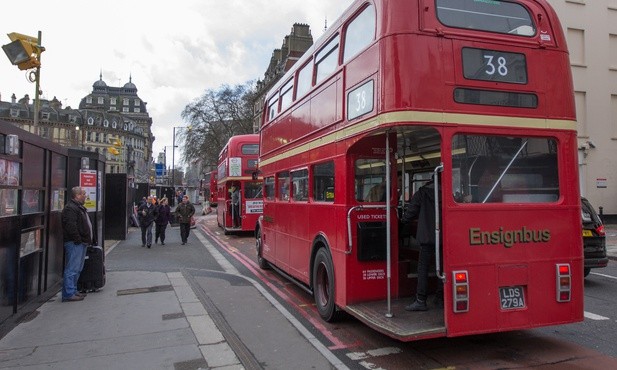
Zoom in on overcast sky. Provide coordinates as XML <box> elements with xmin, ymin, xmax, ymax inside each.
<box><xmin>1</xmin><ymin>0</ymin><xmax>352</xmax><ymax>167</ymax></box>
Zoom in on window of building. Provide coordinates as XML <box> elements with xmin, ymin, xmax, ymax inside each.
<box><xmin>277</xmin><ymin>171</ymin><xmax>290</xmax><ymax>201</ymax></box>
<box><xmin>280</xmin><ymin>78</ymin><xmax>294</xmax><ymax>111</ymax></box>
<box><xmin>567</xmin><ymin>28</ymin><xmax>586</xmax><ymax>66</ymax></box>
<box><xmin>134</xmin><ymin>108</ymin><xmax>141</xmax><ymax>113</ymax></box>
<box><xmin>98</xmin><ymin>97</ymin><xmax>104</xmax><ymax>104</ymax></box>
<box><xmin>291</xmin><ymin>169</ymin><xmax>309</xmax><ymax>201</ymax></box>
<box><xmin>134</xmin><ymin>98</ymin><xmax>140</xmax><ymax>105</ymax></box>
<box><xmin>123</xmin><ymin>107</ymin><xmax>129</xmax><ymax>113</ymax></box>
<box><xmin>41</xmin><ymin>112</ymin><xmax>50</xmax><ymax>120</ymax></box>
<box><xmin>86</xmin><ymin>97</ymin><xmax>92</xmax><ymax>104</ymax></box>
<box><xmin>110</xmin><ymin>97</ymin><xmax>117</xmax><ymax>105</ymax></box>
<box><xmin>313</xmin><ymin>161</ymin><xmax>335</xmax><ymax>202</ymax></box>
<box><xmin>343</xmin><ymin>4</ymin><xmax>376</xmax><ymax>63</ymax></box>
<box><xmin>315</xmin><ymin>35</ymin><xmax>340</xmax><ymax>84</ymax></box>
<box><xmin>296</xmin><ymin>60</ymin><xmax>313</xmax><ymax>99</ymax></box>
<box><xmin>123</xmin><ymin>98</ymin><xmax>129</xmax><ymax>106</ymax></box>
<box><xmin>10</xmin><ymin>108</ymin><xmax>19</xmax><ymax>117</ymax></box>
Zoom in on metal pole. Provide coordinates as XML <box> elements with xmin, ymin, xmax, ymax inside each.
<box><xmin>172</xmin><ymin>127</ymin><xmax>176</xmax><ymax>187</ymax></box>
<box><xmin>33</xmin><ymin>31</ymin><xmax>42</xmax><ymax>134</ymax></box>
<box><xmin>385</xmin><ymin>132</ymin><xmax>393</xmax><ymax>318</ymax></box>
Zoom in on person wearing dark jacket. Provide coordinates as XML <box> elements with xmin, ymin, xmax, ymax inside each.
<box><xmin>401</xmin><ymin>178</ymin><xmax>443</xmax><ymax>311</ymax></box>
<box><xmin>61</xmin><ymin>186</ymin><xmax>93</xmax><ymax>302</ymax></box>
<box><xmin>155</xmin><ymin>197</ymin><xmax>172</xmax><ymax>245</ymax></box>
<box><xmin>175</xmin><ymin>195</ymin><xmax>195</xmax><ymax>245</ymax></box>
<box><xmin>138</xmin><ymin>196</ymin><xmax>158</xmax><ymax>248</ymax></box>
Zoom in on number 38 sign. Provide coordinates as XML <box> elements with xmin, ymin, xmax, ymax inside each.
<box><xmin>462</xmin><ymin>47</ymin><xmax>528</xmax><ymax>84</ymax></box>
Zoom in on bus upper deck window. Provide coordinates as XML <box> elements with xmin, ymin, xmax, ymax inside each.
<box><xmin>343</xmin><ymin>4</ymin><xmax>376</xmax><ymax>63</ymax></box>
<box><xmin>436</xmin><ymin>0</ymin><xmax>536</xmax><ymax>37</ymax></box>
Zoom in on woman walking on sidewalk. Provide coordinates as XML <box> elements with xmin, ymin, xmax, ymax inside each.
<box><xmin>155</xmin><ymin>197</ymin><xmax>172</xmax><ymax>245</ymax></box>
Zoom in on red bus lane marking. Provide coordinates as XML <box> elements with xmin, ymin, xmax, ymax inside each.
<box><xmin>199</xmin><ymin>225</ymin><xmax>355</xmax><ymax>350</ymax></box>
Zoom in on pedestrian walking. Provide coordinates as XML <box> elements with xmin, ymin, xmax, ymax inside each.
<box><xmin>175</xmin><ymin>195</ymin><xmax>195</xmax><ymax>245</ymax></box>
<box><xmin>138</xmin><ymin>196</ymin><xmax>158</xmax><ymax>248</ymax></box>
<box><xmin>155</xmin><ymin>197</ymin><xmax>172</xmax><ymax>245</ymax></box>
<box><xmin>231</xmin><ymin>186</ymin><xmax>241</xmax><ymax>227</ymax></box>
<box><xmin>61</xmin><ymin>186</ymin><xmax>93</xmax><ymax>302</ymax></box>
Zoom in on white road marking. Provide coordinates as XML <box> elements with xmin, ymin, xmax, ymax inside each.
<box><xmin>590</xmin><ymin>271</ymin><xmax>617</xmax><ymax>281</ymax></box>
<box><xmin>584</xmin><ymin>311</ymin><xmax>610</xmax><ymax>320</ymax></box>
<box><xmin>347</xmin><ymin>347</ymin><xmax>402</xmax><ymax>360</ymax></box>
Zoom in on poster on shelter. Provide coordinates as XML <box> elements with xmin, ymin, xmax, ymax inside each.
<box><xmin>80</xmin><ymin>170</ymin><xmax>97</xmax><ymax>211</ymax></box>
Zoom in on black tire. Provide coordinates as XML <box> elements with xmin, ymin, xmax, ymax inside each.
<box><xmin>312</xmin><ymin>248</ymin><xmax>340</xmax><ymax>322</ymax></box>
<box><xmin>584</xmin><ymin>267</ymin><xmax>591</xmax><ymax>277</ymax></box>
<box><xmin>256</xmin><ymin>228</ymin><xmax>269</xmax><ymax>269</ymax></box>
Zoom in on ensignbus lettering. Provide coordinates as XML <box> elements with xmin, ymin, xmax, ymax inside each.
<box><xmin>469</xmin><ymin>227</ymin><xmax>551</xmax><ymax>248</ymax></box>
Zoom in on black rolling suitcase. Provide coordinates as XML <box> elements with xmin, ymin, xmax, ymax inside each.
<box><xmin>78</xmin><ymin>245</ymin><xmax>106</xmax><ymax>292</ymax></box>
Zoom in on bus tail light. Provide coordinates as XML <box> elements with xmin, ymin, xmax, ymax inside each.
<box><xmin>556</xmin><ymin>264</ymin><xmax>571</xmax><ymax>302</ymax></box>
<box><xmin>452</xmin><ymin>270</ymin><xmax>469</xmax><ymax>313</ymax></box>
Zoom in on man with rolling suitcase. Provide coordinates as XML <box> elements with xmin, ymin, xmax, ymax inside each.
<box><xmin>61</xmin><ymin>186</ymin><xmax>92</xmax><ymax>302</ymax></box>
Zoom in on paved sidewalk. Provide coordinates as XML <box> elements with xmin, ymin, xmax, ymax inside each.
<box><xmin>0</xmin><ymin>239</ymin><xmax>242</xmax><ymax>370</ymax></box>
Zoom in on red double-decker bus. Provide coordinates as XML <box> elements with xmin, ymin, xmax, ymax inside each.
<box><xmin>216</xmin><ymin>134</ymin><xmax>263</xmax><ymax>234</ymax></box>
<box><xmin>256</xmin><ymin>0</ymin><xmax>582</xmax><ymax>341</ymax></box>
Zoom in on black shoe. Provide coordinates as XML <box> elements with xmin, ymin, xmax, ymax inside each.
<box><xmin>147</xmin><ymin>244</ymin><xmax>151</xmax><ymax>248</ymax></box>
<box><xmin>405</xmin><ymin>299</ymin><xmax>428</xmax><ymax>311</ymax></box>
<box><xmin>181</xmin><ymin>242</ymin><xmax>186</xmax><ymax>245</ymax></box>
<box><xmin>76</xmin><ymin>292</ymin><xmax>87</xmax><ymax>298</ymax></box>
<box><xmin>161</xmin><ymin>242</ymin><xmax>165</xmax><ymax>245</ymax></box>
<box><xmin>62</xmin><ymin>295</ymin><xmax>84</xmax><ymax>302</ymax></box>
<box><xmin>155</xmin><ymin>239</ymin><xmax>158</xmax><ymax>244</ymax></box>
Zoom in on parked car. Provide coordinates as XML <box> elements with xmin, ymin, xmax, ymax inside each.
<box><xmin>581</xmin><ymin>197</ymin><xmax>608</xmax><ymax>277</ymax></box>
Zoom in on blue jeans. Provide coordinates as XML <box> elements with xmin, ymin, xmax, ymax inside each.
<box><xmin>63</xmin><ymin>241</ymin><xmax>87</xmax><ymax>299</ymax></box>
<box><xmin>141</xmin><ymin>222</ymin><xmax>154</xmax><ymax>246</ymax></box>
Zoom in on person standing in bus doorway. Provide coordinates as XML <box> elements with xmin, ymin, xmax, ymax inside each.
<box><xmin>61</xmin><ymin>186</ymin><xmax>92</xmax><ymax>302</ymax></box>
<box><xmin>175</xmin><ymin>195</ymin><xmax>195</xmax><ymax>245</ymax></box>
<box><xmin>401</xmin><ymin>177</ymin><xmax>443</xmax><ymax>311</ymax></box>
<box><xmin>231</xmin><ymin>185</ymin><xmax>241</xmax><ymax>228</ymax></box>
<box><xmin>138</xmin><ymin>196</ymin><xmax>158</xmax><ymax>248</ymax></box>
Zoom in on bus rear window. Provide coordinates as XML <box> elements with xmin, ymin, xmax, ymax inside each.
<box><xmin>451</xmin><ymin>135</ymin><xmax>559</xmax><ymax>204</ymax></box>
<box><xmin>436</xmin><ymin>0</ymin><xmax>536</xmax><ymax>36</ymax></box>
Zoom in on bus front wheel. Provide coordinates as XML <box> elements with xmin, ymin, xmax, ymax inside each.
<box><xmin>313</xmin><ymin>248</ymin><xmax>340</xmax><ymax>322</ymax></box>
<box><xmin>256</xmin><ymin>228</ymin><xmax>268</xmax><ymax>269</ymax></box>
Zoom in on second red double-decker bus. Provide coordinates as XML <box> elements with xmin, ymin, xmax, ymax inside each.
<box><xmin>208</xmin><ymin>170</ymin><xmax>217</xmax><ymax>207</ymax></box>
<box><xmin>216</xmin><ymin>134</ymin><xmax>263</xmax><ymax>234</ymax></box>
<box><xmin>256</xmin><ymin>0</ymin><xmax>583</xmax><ymax>341</ymax></box>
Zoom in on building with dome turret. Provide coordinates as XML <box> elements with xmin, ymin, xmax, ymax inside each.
<box><xmin>0</xmin><ymin>74</ymin><xmax>154</xmax><ymax>182</ymax></box>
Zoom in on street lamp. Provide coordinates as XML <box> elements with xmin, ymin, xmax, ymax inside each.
<box><xmin>171</xmin><ymin>126</ymin><xmax>190</xmax><ymax>188</ymax></box>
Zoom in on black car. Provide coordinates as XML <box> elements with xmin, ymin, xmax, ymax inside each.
<box><xmin>581</xmin><ymin>197</ymin><xmax>608</xmax><ymax>277</ymax></box>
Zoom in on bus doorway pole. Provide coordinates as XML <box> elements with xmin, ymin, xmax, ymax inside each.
<box><xmin>385</xmin><ymin>132</ymin><xmax>393</xmax><ymax>318</ymax></box>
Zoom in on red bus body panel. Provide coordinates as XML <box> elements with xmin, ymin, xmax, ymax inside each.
<box><xmin>258</xmin><ymin>0</ymin><xmax>582</xmax><ymax>341</ymax></box>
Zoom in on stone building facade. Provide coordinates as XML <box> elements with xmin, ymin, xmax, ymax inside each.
<box><xmin>0</xmin><ymin>74</ymin><xmax>153</xmax><ymax>182</ymax></box>
<box><xmin>548</xmin><ymin>0</ymin><xmax>617</xmax><ymax>218</ymax></box>
<box><xmin>252</xmin><ymin>23</ymin><xmax>314</xmax><ymax>132</ymax></box>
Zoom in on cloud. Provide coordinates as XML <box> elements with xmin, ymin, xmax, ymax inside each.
<box><xmin>1</xmin><ymin>0</ymin><xmax>352</xmax><ymax>166</ymax></box>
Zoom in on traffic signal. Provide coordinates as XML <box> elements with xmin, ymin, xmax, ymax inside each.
<box><xmin>2</xmin><ymin>32</ymin><xmax>44</xmax><ymax>71</ymax></box>
<box><xmin>107</xmin><ymin>137</ymin><xmax>122</xmax><ymax>155</ymax></box>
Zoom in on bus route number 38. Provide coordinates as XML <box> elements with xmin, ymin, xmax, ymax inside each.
<box><xmin>499</xmin><ymin>286</ymin><xmax>526</xmax><ymax>309</ymax></box>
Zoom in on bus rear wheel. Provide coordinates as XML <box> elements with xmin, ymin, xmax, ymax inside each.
<box><xmin>313</xmin><ymin>248</ymin><xmax>340</xmax><ymax>322</ymax></box>
<box><xmin>256</xmin><ymin>228</ymin><xmax>268</xmax><ymax>269</ymax></box>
